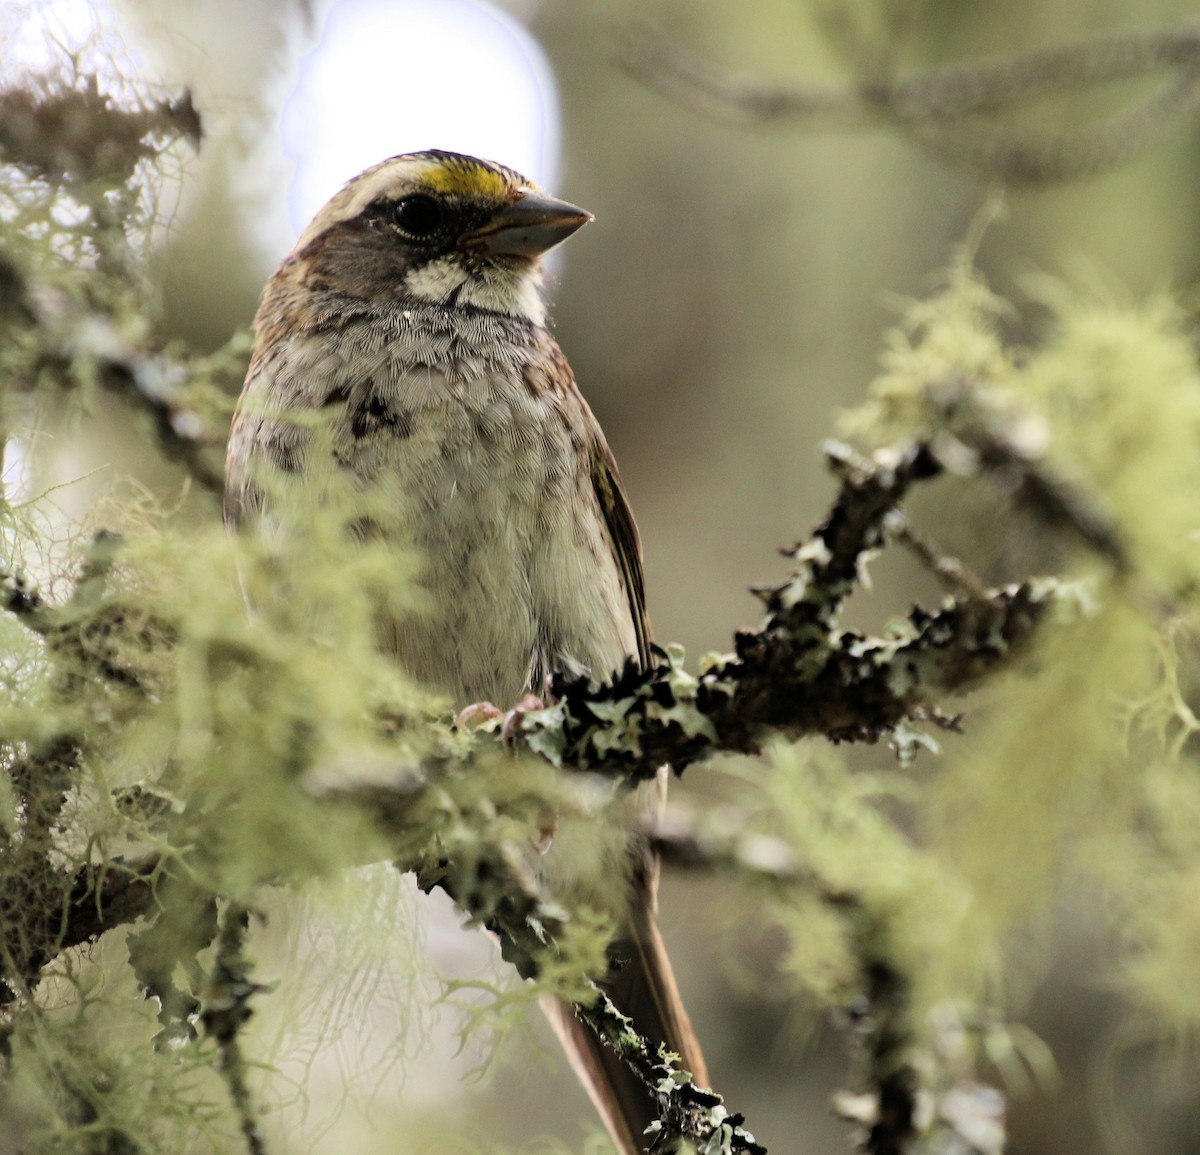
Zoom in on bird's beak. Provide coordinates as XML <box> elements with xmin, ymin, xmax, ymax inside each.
<box><xmin>465</xmin><ymin>189</ymin><xmax>593</xmax><ymax>258</ymax></box>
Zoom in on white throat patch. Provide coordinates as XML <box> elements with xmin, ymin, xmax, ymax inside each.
<box><xmin>404</xmin><ymin>257</ymin><xmax>546</xmax><ymax>325</ymax></box>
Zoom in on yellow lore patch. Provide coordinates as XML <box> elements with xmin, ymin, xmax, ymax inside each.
<box><xmin>419</xmin><ymin>157</ymin><xmax>515</xmax><ymax>199</ymax></box>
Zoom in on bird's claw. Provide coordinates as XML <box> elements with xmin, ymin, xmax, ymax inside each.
<box><xmin>501</xmin><ymin>694</ymin><xmax>545</xmax><ymax>745</ymax></box>
<box><xmin>455</xmin><ymin>695</ymin><xmax>546</xmax><ymax>747</ymax></box>
<box><xmin>455</xmin><ymin>701</ymin><xmax>503</xmax><ymax>730</ymax></box>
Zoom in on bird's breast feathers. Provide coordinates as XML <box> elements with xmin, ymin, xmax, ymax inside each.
<box><xmin>230</xmin><ymin>307</ymin><xmax>636</xmax><ymax>703</ymax></box>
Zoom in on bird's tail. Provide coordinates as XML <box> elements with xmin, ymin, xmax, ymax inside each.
<box><xmin>542</xmin><ymin>908</ymin><xmax>709</xmax><ymax>1155</ymax></box>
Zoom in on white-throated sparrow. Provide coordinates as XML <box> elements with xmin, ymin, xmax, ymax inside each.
<box><xmin>225</xmin><ymin>150</ymin><xmax>707</xmax><ymax>1153</ymax></box>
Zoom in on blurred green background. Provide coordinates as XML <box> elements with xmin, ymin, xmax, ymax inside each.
<box><xmin>14</xmin><ymin>0</ymin><xmax>1200</xmax><ymax>1151</ymax></box>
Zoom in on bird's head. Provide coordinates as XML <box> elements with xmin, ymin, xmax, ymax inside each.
<box><xmin>284</xmin><ymin>149</ymin><xmax>592</xmax><ymax>325</ymax></box>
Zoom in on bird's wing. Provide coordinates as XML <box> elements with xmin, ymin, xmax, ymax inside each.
<box><xmin>591</xmin><ymin>445</ymin><xmax>651</xmax><ymax>671</ymax></box>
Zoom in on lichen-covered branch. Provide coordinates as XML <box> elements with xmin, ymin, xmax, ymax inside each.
<box><xmin>1</xmin><ymin>273</ymin><xmax>231</xmax><ymax>492</ymax></box>
<box><xmin>0</xmin><ymin>558</ymin><xmax>45</xmax><ymax>621</ymax></box>
<box><xmin>648</xmin><ymin>807</ymin><xmax>1007</xmax><ymax>1155</ymax></box>
<box><xmin>416</xmin><ymin>834</ymin><xmax>767</xmax><ymax>1153</ymax></box>
<box><xmin>201</xmin><ymin>904</ymin><xmax>268</xmax><ymax>1155</ymax></box>
<box><xmin>917</xmin><ymin>377</ymin><xmax>1129</xmax><ymax>573</ymax></box>
<box><xmin>647</xmin><ymin>806</ymin><xmax>848</xmax><ymax>898</ymax></box>
<box><xmin>0</xmin><ymin>421</ymin><xmax>1081</xmax><ymax>1151</ymax></box>
<box><xmin>508</xmin><ymin>442</ymin><xmax>1057</xmax><ymax>780</ymax></box>
<box><xmin>0</xmin><ymin>74</ymin><xmax>227</xmax><ymax>493</ymax></box>
<box><xmin>3</xmin><ymin>14</ymin><xmax>1198</xmax><ymax>1155</ymax></box>
<box><xmin>576</xmin><ymin>989</ymin><xmax>766</xmax><ymax>1155</ymax></box>
<box><xmin>0</xmin><ymin>76</ymin><xmax>201</xmax><ymax>186</ymax></box>
<box><xmin>92</xmin><ymin>326</ymin><xmax>229</xmax><ymax>493</ymax></box>
<box><xmin>0</xmin><ymin>737</ymin><xmax>84</xmax><ymax>1006</ymax></box>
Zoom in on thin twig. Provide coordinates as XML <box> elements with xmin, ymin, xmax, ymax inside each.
<box><xmin>883</xmin><ymin>510</ymin><xmax>992</xmax><ymax>601</ymax></box>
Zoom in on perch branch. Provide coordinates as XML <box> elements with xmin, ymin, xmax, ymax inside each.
<box><xmin>504</xmin><ymin>442</ymin><xmax>1056</xmax><ymax>780</ymax></box>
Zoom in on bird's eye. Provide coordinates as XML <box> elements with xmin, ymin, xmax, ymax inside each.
<box><xmin>393</xmin><ymin>194</ymin><xmax>443</xmax><ymax>238</ymax></box>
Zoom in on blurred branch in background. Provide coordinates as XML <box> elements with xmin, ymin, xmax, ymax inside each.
<box><xmin>614</xmin><ymin>16</ymin><xmax>1200</xmax><ymax>183</ymax></box>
